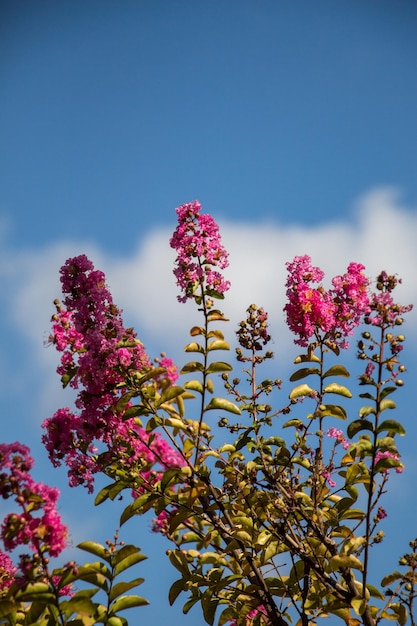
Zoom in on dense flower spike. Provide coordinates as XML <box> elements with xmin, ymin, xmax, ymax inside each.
<box><xmin>0</xmin><ymin>443</ymin><xmax>68</xmax><ymax>569</ymax></box>
<box><xmin>43</xmin><ymin>255</ymin><xmax>182</xmax><ymax>492</ymax></box>
<box><xmin>284</xmin><ymin>255</ymin><xmax>370</xmax><ymax>347</ymax></box>
<box><xmin>170</xmin><ymin>200</ymin><xmax>230</xmax><ymax>302</ymax></box>
<box><xmin>0</xmin><ymin>550</ymin><xmax>16</xmax><ymax>593</ymax></box>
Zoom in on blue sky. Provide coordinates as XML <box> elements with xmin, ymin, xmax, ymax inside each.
<box><xmin>1</xmin><ymin>1</ymin><xmax>417</xmax><ymax>624</ymax></box>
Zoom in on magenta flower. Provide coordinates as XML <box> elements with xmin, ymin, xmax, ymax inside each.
<box><xmin>0</xmin><ymin>549</ymin><xmax>17</xmax><ymax>592</ymax></box>
<box><xmin>0</xmin><ymin>443</ymin><xmax>68</xmax><ymax>561</ymax></box>
<box><xmin>374</xmin><ymin>450</ymin><xmax>403</xmax><ymax>474</ymax></box>
<box><xmin>43</xmin><ymin>255</ymin><xmax>184</xmax><ymax>492</ymax></box>
<box><xmin>327</xmin><ymin>427</ymin><xmax>350</xmax><ymax>450</ymax></box>
<box><xmin>322</xmin><ymin>469</ymin><xmax>336</xmax><ymax>488</ymax></box>
<box><xmin>170</xmin><ymin>201</ymin><xmax>230</xmax><ymax>302</ymax></box>
<box><xmin>284</xmin><ymin>256</ymin><xmax>370</xmax><ymax>347</ymax></box>
<box><xmin>377</xmin><ymin>506</ymin><xmax>388</xmax><ymax>520</ymax></box>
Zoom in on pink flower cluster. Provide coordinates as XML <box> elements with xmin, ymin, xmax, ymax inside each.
<box><xmin>327</xmin><ymin>427</ymin><xmax>350</xmax><ymax>450</ymax></box>
<box><xmin>42</xmin><ymin>255</ymin><xmax>182</xmax><ymax>493</ymax></box>
<box><xmin>284</xmin><ymin>256</ymin><xmax>370</xmax><ymax>347</ymax></box>
<box><xmin>0</xmin><ymin>442</ymin><xmax>68</xmax><ymax>590</ymax></box>
<box><xmin>0</xmin><ymin>550</ymin><xmax>16</xmax><ymax>593</ymax></box>
<box><xmin>374</xmin><ymin>450</ymin><xmax>403</xmax><ymax>474</ymax></box>
<box><xmin>170</xmin><ymin>201</ymin><xmax>230</xmax><ymax>302</ymax></box>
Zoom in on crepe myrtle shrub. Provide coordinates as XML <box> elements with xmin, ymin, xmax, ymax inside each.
<box><xmin>2</xmin><ymin>201</ymin><xmax>416</xmax><ymax>626</ymax></box>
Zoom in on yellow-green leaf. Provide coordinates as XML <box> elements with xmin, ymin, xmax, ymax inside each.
<box><xmin>323</xmin><ymin>383</ymin><xmax>352</xmax><ymax>398</ymax></box>
<box><xmin>380</xmin><ymin>398</ymin><xmax>396</xmax><ymax>411</ymax></box>
<box><xmin>184</xmin><ymin>380</ymin><xmax>204</xmax><ymax>394</ymax></box>
<box><xmin>206</xmin><ymin>361</ymin><xmax>233</xmax><ymax>374</ymax></box>
<box><xmin>289</xmin><ymin>384</ymin><xmax>315</xmax><ymax>399</ymax></box>
<box><xmin>109</xmin><ymin>595</ymin><xmax>149</xmax><ymax>615</ymax></box>
<box><xmin>77</xmin><ymin>541</ymin><xmax>109</xmax><ymax>561</ymax></box>
<box><xmin>184</xmin><ymin>342</ymin><xmax>204</xmax><ymax>353</ymax></box>
<box><xmin>207</xmin><ymin>310</ymin><xmax>229</xmax><ymax>322</ymax></box>
<box><xmin>180</xmin><ymin>361</ymin><xmax>204</xmax><ymax>374</ymax></box>
<box><xmin>323</xmin><ymin>364</ymin><xmax>350</xmax><ymax>378</ymax></box>
<box><xmin>330</xmin><ymin>554</ymin><xmax>363</xmax><ymax>571</ymax></box>
<box><xmin>207</xmin><ymin>340</ymin><xmax>230</xmax><ymax>351</ymax></box>
<box><xmin>113</xmin><ymin>546</ymin><xmax>147</xmax><ymax>577</ymax></box>
<box><xmin>204</xmin><ymin>397</ymin><xmax>241</xmax><ymax>415</ymax></box>
<box><xmin>289</xmin><ymin>367</ymin><xmax>320</xmax><ymax>382</ymax></box>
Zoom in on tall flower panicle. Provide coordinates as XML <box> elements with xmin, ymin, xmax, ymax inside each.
<box><xmin>284</xmin><ymin>255</ymin><xmax>370</xmax><ymax>347</ymax></box>
<box><xmin>0</xmin><ymin>443</ymin><xmax>69</xmax><ymax>565</ymax></box>
<box><xmin>43</xmin><ymin>255</ymin><xmax>182</xmax><ymax>492</ymax></box>
<box><xmin>170</xmin><ymin>201</ymin><xmax>230</xmax><ymax>302</ymax></box>
<box><xmin>0</xmin><ymin>550</ymin><xmax>16</xmax><ymax>593</ymax></box>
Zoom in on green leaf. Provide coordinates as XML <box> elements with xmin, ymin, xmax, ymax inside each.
<box><xmin>377</xmin><ymin>419</ymin><xmax>406</xmax><ymax>435</ymax></box>
<box><xmin>289</xmin><ymin>367</ymin><xmax>320</xmax><ymax>382</ymax></box>
<box><xmin>339</xmin><ymin>509</ymin><xmax>365</xmax><ymax>521</ymax></box>
<box><xmin>206</xmin><ymin>361</ymin><xmax>233</xmax><ymax>374</ymax></box>
<box><xmin>204</xmin><ymin>397</ymin><xmax>241</xmax><ymax>415</ymax></box>
<box><xmin>109</xmin><ymin>579</ymin><xmax>145</xmax><ymax>603</ymax></box>
<box><xmin>109</xmin><ymin>595</ymin><xmax>149</xmax><ymax>615</ymax></box>
<box><xmin>201</xmin><ymin>589</ymin><xmax>219</xmax><ymax>626</ymax></box>
<box><xmin>75</xmin><ymin>563</ymin><xmax>112</xmax><ymax>590</ymax></box>
<box><xmin>113</xmin><ymin>545</ymin><xmax>147</xmax><ymax>577</ymax></box>
<box><xmin>321</xmin><ymin>404</ymin><xmax>347</xmax><ymax>420</ymax></box>
<box><xmin>366</xmin><ymin>584</ymin><xmax>385</xmax><ymax>600</ymax></box>
<box><xmin>359</xmin><ymin>406</ymin><xmax>375</xmax><ymax>418</ymax></box>
<box><xmin>347</xmin><ymin>419</ymin><xmax>374</xmax><ymax>439</ymax></box>
<box><xmin>0</xmin><ymin>601</ymin><xmax>16</xmax><ymax>618</ymax></box>
<box><xmin>105</xmin><ymin>617</ymin><xmax>126</xmax><ymax>626</ymax></box>
<box><xmin>180</xmin><ymin>361</ymin><xmax>204</xmax><ymax>374</ymax></box>
<box><xmin>219</xmin><ymin>607</ymin><xmax>238</xmax><ymax>626</ymax></box>
<box><xmin>294</xmin><ymin>353</ymin><xmax>320</xmax><ymax>363</ymax></box>
<box><xmin>289</xmin><ymin>383</ymin><xmax>315</xmax><ymax>399</ymax></box>
<box><xmin>380</xmin><ymin>386</ymin><xmax>397</xmax><ymax>400</ymax></box>
<box><xmin>282</xmin><ymin>418</ymin><xmax>304</xmax><ymax>428</ymax></box>
<box><xmin>169</xmin><ymin>578</ymin><xmax>186</xmax><ymax>605</ymax></box>
<box><xmin>63</xmin><ymin>595</ymin><xmax>99</xmax><ymax>615</ymax></box>
<box><xmin>184</xmin><ymin>341</ymin><xmax>204</xmax><ymax>353</ymax></box>
<box><xmin>94</xmin><ymin>481</ymin><xmax>129</xmax><ymax>505</ymax></box>
<box><xmin>190</xmin><ymin>326</ymin><xmax>205</xmax><ymax>336</ymax></box>
<box><xmin>330</xmin><ymin>554</ymin><xmax>363</xmax><ymax>571</ymax></box>
<box><xmin>359</xmin><ymin>392</ymin><xmax>375</xmax><ymax>401</ymax></box>
<box><xmin>77</xmin><ymin>541</ymin><xmax>109</xmax><ymax>562</ymax></box>
<box><xmin>167</xmin><ymin>550</ymin><xmax>191</xmax><ymax>576</ymax></box>
<box><xmin>207</xmin><ymin>340</ymin><xmax>230</xmax><ymax>351</ymax></box>
<box><xmin>155</xmin><ymin>385</ymin><xmax>185</xmax><ymax>407</ymax></box>
<box><xmin>380</xmin><ymin>398</ymin><xmax>396</xmax><ymax>411</ymax></box>
<box><xmin>351</xmin><ymin>597</ymin><xmax>366</xmax><ymax>616</ymax></box>
<box><xmin>134</xmin><ymin>367</ymin><xmax>166</xmax><ymax>385</ymax></box>
<box><xmin>323</xmin><ymin>383</ymin><xmax>352</xmax><ymax>398</ymax></box>
<box><xmin>206</xmin><ymin>310</ymin><xmax>229</xmax><ymax>322</ymax></box>
<box><xmin>184</xmin><ymin>379</ymin><xmax>204</xmax><ymax>394</ymax></box>
<box><xmin>120</xmin><ymin>492</ymin><xmax>159</xmax><ymax>525</ymax></box>
<box><xmin>381</xmin><ymin>571</ymin><xmax>403</xmax><ymax>586</ymax></box>
<box><xmin>323</xmin><ymin>364</ymin><xmax>351</xmax><ymax>378</ymax></box>
<box><xmin>122</xmin><ymin>405</ymin><xmax>147</xmax><ymax>420</ymax></box>
<box><xmin>160</xmin><ymin>467</ymin><xmax>182</xmax><ymax>491</ymax></box>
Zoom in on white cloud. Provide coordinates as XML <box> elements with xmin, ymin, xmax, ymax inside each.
<box><xmin>4</xmin><ymin>186</ymin><xmax>417</xmax><ymax>407</ymax></box>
